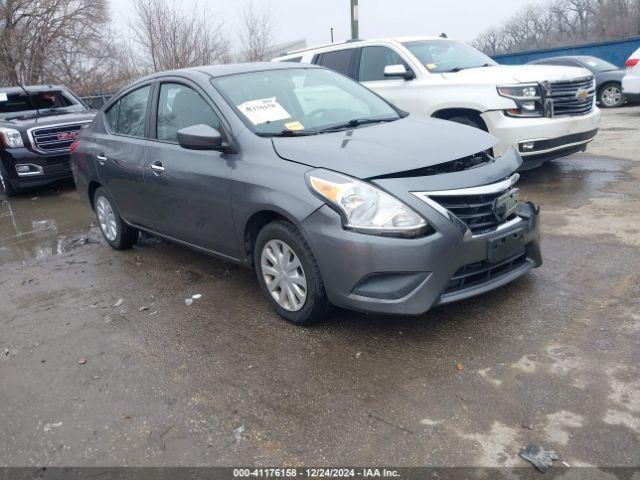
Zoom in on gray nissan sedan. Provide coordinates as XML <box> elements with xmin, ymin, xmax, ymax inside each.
<box><xmin>71</xmin><ymin>63</ymin><xmax>542</xmax><ymax>325</ymax></box>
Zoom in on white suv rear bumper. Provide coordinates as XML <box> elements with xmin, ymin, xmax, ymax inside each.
<box><xmin>622</xmin><ymin>73</ymin><xmax>640</xmax><ymax>100</ymax></box>
<box><xmin>482</xmin><ymin>108</ymin><xmax>601</xmax><ymax>165</ymax></box>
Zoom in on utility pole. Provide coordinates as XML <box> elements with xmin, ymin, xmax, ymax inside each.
<box><xmin>350</xmin><ymin>0</ymin><xmax>359</xmax><ymax>40</ymax></box>
<box><xmin>330</xmin><ymin>27</ymin><xmax>334</xmax><ymax>43</ymax></box>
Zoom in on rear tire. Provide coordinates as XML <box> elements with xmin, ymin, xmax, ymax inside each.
<box><xmin>0</xmin><ymin>163</ymin><xmax>18</xmax><ymax>197</ymax></box>
<box><xmin>93</xmin><ymin>187</ymin><xmax>139</xmax><ymax>250</ymax></box>
<box><xmin>598</xmin><ymin>82</ymin><xmax>624</xmax><ymax>108</ymax></box>
<box><xmin>255</xmin><ymin>220</ymin><xmax>330</xmax><ymax>325</ymax></box>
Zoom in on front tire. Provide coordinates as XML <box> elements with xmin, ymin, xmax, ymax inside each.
<box><xmin>93</xmin><ymin>187</ymin><xmax>139</xmax><ymax>250</ymax></box>
<box><xmin>0</xmin><ymin>163</ymin><xmax>18</xmax><ymax>197</ymax></box>
<box><xmin>255</xmin><ymin>220</ymin><xmax>330</xmax><ymax>325</ymax></box>
<box><xmin>598</xmin><ymin>82</ymin><xmax>624</xmax><ymax>108</ymax></box>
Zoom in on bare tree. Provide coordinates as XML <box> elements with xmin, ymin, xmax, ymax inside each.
<box><xmin>0</xmin><ymin>0</ymin><xmax>109</xmax><ymax>87</ymax></box>
<box><xmin>240</xmin><ymin>0</ymin><xmax>273</xmax><ymax>62</ymax></box>
<box><xmin>132</xmin><ymin>0</ymin><xmax>230</xmax><ymax>72</ymax></box>
<box><xmin>473</xmin><ymin>0</ymin><xmax>640</xmax><ymax>55</ymax></box>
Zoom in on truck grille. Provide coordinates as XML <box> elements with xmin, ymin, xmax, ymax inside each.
<box><xmin>29</xmin><ymin>123</ymin><xmax>86</xmax><ymax>154</ymax></box>
<box><xmin>413</xmin><ymin>174</ymin><xmax>520</xmax><ymax>236</ymax></box>
<box><xmin>547</xmin><ymin>76</ymin><xmax>595</xmax><ymax>116</ymax></box>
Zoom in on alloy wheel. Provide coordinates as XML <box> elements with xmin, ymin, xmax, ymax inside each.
<box><xmin>96</xmin><ymin>196</ymin><xmax>118</xmax><ymax>242</ymax></box>
<box><xmin>260</xmin><ymin>239</ymin><xmax>308</xmax><ymax>311</ymax></box>
<box><xmin>601</xmin><ymin>85</ymin><xmax>622</xmax><ymax>107</ymax></box>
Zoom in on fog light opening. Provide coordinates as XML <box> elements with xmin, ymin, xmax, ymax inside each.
<box><xmin>520</xmin><ymin>141</ymin><xmax>536</xmax><ymax>152</ymax></box>
<box><xmin>15</xmin><ymin>164</ymin><xmax>44</xmax><ymax>177</ymax></box>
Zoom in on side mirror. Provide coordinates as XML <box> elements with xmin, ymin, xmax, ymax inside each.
<box><xmin>177</xmin><ymin>124</ymin><xmax>223</xmax><ymax>150</ymax></box>
<box><xmin>384</xmin><ymin>64</ymin><xmax>415</xmax><ymax>80</ymax></box>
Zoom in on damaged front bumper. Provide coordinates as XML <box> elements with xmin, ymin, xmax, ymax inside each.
<box><xmin>300</xmin><ymin>148</ymin><xmax>542</xmax><ymax>316</ymax></box>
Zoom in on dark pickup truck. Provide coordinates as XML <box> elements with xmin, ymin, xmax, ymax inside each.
<box><xmin>0</xmin><ymin>85</ymin><xmax>96</xmax><ymax>196</ymax></box>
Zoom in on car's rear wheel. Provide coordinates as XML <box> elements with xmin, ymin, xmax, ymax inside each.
<box><xmin>0</xmin><ymin>163</ymin><xmax>17</xmax><ymax>197</ymax></box>
<box><xmin>255</xmin><ymin>220</ymin><xmax>330</xmax><ymax>325</ymax></box>
<box><xmin>598</xmin><ymin>82</ymin><xmax>624</xmax><ymax>108</ymax></box>
<box><xmin>93</xmin><ymin>187</ymin><xmax>139</xmax><ymax>250</ymax></box>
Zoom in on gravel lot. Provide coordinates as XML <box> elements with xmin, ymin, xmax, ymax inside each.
<box><xmin>1</xmin><ymin>106</ymin><xmax>639</xmax><ymax>470</ymax></box>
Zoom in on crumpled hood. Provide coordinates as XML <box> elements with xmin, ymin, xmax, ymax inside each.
<box><xmin>442</xmin><ymin>64</ymin><xmax>593</xmax><ymax>84</ymax></box>
<box><xmin>271</xmin><ymin>115</ymin><xmax>497</xmax><ymax>179</ymax></box>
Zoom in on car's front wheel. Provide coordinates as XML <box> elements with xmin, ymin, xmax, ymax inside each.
<box><xmin>0</xmin><ymin>163</ymin><xmax>17</xmax><ymax>197</ymax></box>
<box><xmin>598</xmin><ymin>82</ymin><xmax>625</xmax><ymax>108</ymax></box>
<box><xmin>93</xmin><ymin>187</ymin><xmax>139</xmax><ymax>250</ymax></box>
<box><xmin>255</xmin><ymin>220</ymin><xmax>330</xmax><ymax>325</ymax></box>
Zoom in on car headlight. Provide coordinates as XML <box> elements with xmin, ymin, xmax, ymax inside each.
<box><xmin>307</xmin><ymin>169</ymin><xmax>429</xmax><ymax>237</ymax></box>
<box><xmin>0</xmin><ymin>128</ymin><xmax>24</xmax><ymax>148</ymax></box>
<box><xmin>497</xmin><ymin>83</ymin><xmax>544</xmax><ymax>117</ymax></box>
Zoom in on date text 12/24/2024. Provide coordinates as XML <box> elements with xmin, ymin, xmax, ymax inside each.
<box><xmin>233</xmin><ymin>469</ymin><xmax>400</xmax><ymax>478</ymax></box>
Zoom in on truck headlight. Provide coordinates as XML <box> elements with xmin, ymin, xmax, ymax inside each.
<box><xmin>497</xmin><ymin>84</ymin><xmax>544</xmax><ymax>117</ymax></box>
<box><xmin>307</xmin><ymin>169</ymin><xmax>429</xmax><ymax>237</ymax></box>
<box><xmin>0</xmin><ymin>128</ymin><xmax>24</xmax><ymax>148</ymax></box>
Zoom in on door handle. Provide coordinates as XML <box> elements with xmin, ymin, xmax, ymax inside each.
<box><xmin>150</xmin><ymin>161</ymin><xmax>165</xmax><ymax>173</ymax></box>
<box><xmin>96</xmin><ymin>153</ymin><xmax>107</xmax><ymax>165</ymax></box>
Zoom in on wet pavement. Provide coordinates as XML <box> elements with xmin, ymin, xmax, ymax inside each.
<box><xmin>0</xmin><ymin>106</ymin><xmax>639</xmax><ymax>469</ymax></box>
<box><xmin>0</xmin><ymin>180</ymin><xmax>94</xmax><ymax>266</ymax></box>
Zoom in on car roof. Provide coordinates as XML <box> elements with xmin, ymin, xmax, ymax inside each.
<box><xmin>532</xmin><ymin>55</ymin><xmax>602</xmax><ymax>63</ymax></box>
<box><xmin>276</xmin><ymin>35</ymin><xmax>447</xmax><ymax>58</ymax></box>
<box><xmin>138</xmin><ymin>62</ymin><xmax>321</xmax><ymax>82</ymax></box>
<box><xmin>0</xmin><ymin>84</ymin><xmax>68</xmax><ymax>93</ymax></box>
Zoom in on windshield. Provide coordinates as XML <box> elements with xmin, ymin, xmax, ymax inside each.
<box><xmin>0</xmin><ymin>89</ymin><xmax>86</xmax><ymax>119</ymax></box>
<box><xmin>581</xmin><ymin>57</ymin><xmax>618</xmax><ymax>72</ymax></box>
<box><xmin>212</xmin><ymin>68</ymin><xmax>401</xmax><ymax>136</ymax></box>
<box><xmin>403</xmin><ymin>40</ymin><xmax>497</xmax><ymax>73</ymax></box>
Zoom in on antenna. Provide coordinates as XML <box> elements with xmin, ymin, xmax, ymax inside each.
<box><xmin>17</xmin><ymin>82</ymin><xmax>40</xmax><ymax>118</ymax></box>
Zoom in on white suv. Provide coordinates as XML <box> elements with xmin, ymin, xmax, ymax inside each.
<box><xmin>622</xmin><ymin>46</ymin><xmax>640</xmax><ymax>104</ymax></box>
<box><xmin>273</xmin><ymin>36</ymin><xmax>601</xmax><ymax>169</ymax></box>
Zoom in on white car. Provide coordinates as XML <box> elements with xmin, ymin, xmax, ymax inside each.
<box><xmin>273</xmin><ymin>36</ymin><xmax>601</xmax><ymax>169</ymax></box>
<box><xmin>622</xmin><ymin>46</ymin><xmax>640</xmax><ymax>104</ymax></box>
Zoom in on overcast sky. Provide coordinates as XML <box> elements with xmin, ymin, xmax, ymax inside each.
<box><xmin>110</xmin><ymin>0</ymin><xmax>541</xmax><ymax>48</ymax></box>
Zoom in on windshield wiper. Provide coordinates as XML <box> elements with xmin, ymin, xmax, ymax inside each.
<box><xmin>447</xmin><ymin>63</ymin><xmax>492</xmax><ymax>73</ymax></box>
<box><xmin>260</xmin><ymin>129</ymin><xmax>318</xmax><ymax>137</ymax></box>
<box><xmin>316</xmin><ymin>117</ymin><xmax>397</xmax><ymax>133</ymax></box>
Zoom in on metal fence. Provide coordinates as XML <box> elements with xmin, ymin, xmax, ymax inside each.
<box><xmin>80</xmin><ymin>94</ymin><xmax>112</xmax><ymax>110</ymax></box>
<box><xmin>492</xmin><ymin>36</ymin><xmax>640</xmax><ymax>67</ymax></box>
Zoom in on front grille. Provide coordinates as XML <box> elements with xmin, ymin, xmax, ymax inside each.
<box><xmin>547</xmin><ymin>76</ymin><xmax>595</xmax><ymax>116</ymax></box>
<box><xmin>30</xmin><ymin>123</ymin><xmax>85</xmax><ymax>153</ymax></box>
<box><xmin>444</xmin><ymin>253</ymin><xmax>528</xmax><ymax>294</ymax></box>
<box><xmin>429</xmin><ymin>187</ymin><xmax>518</xmax><ymax>235</ymax></box>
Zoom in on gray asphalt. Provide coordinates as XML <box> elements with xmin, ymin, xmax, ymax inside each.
<box><xmin>0</xmin><ymin>106</ymin><xmax>638</xmax><ymax>469</ymax></box>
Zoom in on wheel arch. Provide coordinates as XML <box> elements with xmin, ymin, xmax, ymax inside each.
<box><xmin>88</xmin><ymin>180</ymin><xmax>103</xmax><ymax>210</ymax></box>
<box><xmin>243</xmin><ymin>209</ymin><xmax>302</xmax><ymax>268</ymax></box>
<box><xmin>431</xmin><ymin>108</ymin><xmax>489</xmax><ymax>131</ymax></box>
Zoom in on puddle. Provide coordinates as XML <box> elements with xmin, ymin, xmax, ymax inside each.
<box><xmin>0</xmin><ymin>182</ymin><xmax>95</xmax><ymax>265</ymax></box>
<box><xmin>517</xmin><ymin>155</ymin><xmax>629</xmax><ymax>208</ymax></box>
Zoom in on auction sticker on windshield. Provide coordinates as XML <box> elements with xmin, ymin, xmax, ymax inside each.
<box><xmin>284</xmin><ymin>121</ymin><xmax>304</xmax><ymax>131</ymax></box>
<box><xmin>0</xmin><ymin>93</ymin><xmax>7</xmax><ymax>102</ymax></box>
<box><xmin>237</xmin><ymin>97</ymin><xmax>291</xmax><ymax>125</ymax></box>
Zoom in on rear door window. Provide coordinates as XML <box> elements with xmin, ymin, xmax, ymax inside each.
<box><xmin>316</xmin><ymin>49</ymin><xmax>357</xmax><ymax>79</ymax></box>
<box><xmin>105</xmin><ymin>86</ymin><xmax>150</xmax><ymax>137</ymax></box>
